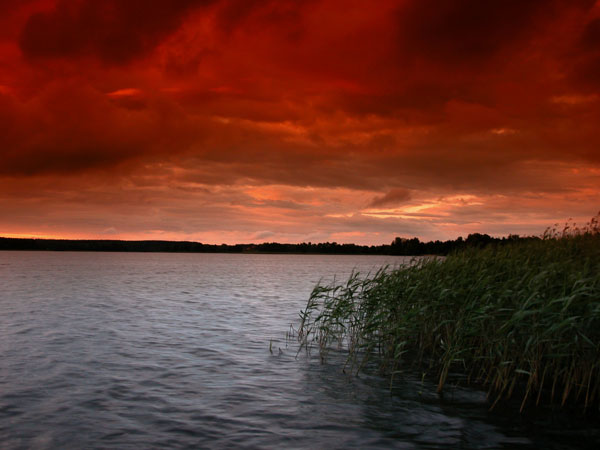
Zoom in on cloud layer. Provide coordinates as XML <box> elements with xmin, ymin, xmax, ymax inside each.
<box><xmin>1</xmin><ymin>0</ymin><xmax>599</xmax><ymax>243</ymax></box>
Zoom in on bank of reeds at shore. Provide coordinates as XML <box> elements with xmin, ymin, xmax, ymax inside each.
<box><xmin>297</xmin><ymin>216</ymin><xmax>600</xmax><ymax>411</ymax></box>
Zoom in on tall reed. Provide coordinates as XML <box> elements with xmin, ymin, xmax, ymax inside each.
<box><xmin>297</xmin><ymin>216</ymin><xmax>600</xmax><ymax>411</ymax></box>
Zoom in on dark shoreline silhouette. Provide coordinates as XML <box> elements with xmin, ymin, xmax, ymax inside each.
<box><xmin>0</xmin><ymin>234</ymin><xmax>535</xmax><ymax>255</ymax></box>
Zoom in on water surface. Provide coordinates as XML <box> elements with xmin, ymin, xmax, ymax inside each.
<box><xmin>1</xmin><ymin>252</ymin><xmax>598</xmax><ymax>449</ymax></box>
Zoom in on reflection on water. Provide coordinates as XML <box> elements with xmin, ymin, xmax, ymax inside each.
<box><xmin>0</xmin><ymin>252</ymin><xmax>597</xmax><ymax>449</ymax></box>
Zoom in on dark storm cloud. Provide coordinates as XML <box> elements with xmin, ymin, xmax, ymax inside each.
<box><xmin>570</xmin><ymin>17</ymin><xmax>600</xmax><ymax>89</ymax></box>
<box><xmin>216</xmin><ymin>0</ymin><xmax>311</xmax><ymax>34</ymax></box>
<box><xmin>580</xmin><ymin>17</ymin><xmax>600</xmax><ymax>50</ymax></box>
<box><xmin>368</xmin><ymin>188</ymin><xmax>412</xmax><ymax>208</ymax></box>
<box><xmin>19</xmin><ymin>0</ymin><xmax>213</xmax><ymax>64</ymax></box>
<box><xmin>397</xmin><ymin>0</ymin><xmax>593</xmax><ymax>64</ymax></box>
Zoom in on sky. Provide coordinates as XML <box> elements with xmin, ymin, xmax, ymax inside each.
<box><xmin>1</xmin><ymin>0</ymin><xmax>599</xmax><ymax>245</ymax></box>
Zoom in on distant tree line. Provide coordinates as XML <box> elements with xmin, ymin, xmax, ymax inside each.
<box><xmin>0</xmin><ymin>234</ymin><xmax>538</xmax><ymax>255</ymax></box>
<box><xmin>389</xmin><ymin>233</ymin><xmax>535</xmax><ymax>255</ymax></box>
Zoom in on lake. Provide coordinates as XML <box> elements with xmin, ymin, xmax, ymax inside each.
<box><xmin>0</xmin><ymin>252</ymin><xmax>598</xmax><ymax>449</ymax></box>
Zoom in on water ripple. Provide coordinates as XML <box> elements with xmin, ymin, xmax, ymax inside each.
<box><xmin>0</xmin><ymin>252</ymin><xmax>598</xmax><ymax>449</ymax></box>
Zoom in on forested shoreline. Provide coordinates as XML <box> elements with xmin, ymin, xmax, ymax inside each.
<box><xmin>0</xmin><ymin>233</ymin><xmax>537</xmax><ymax>255</ymax></box>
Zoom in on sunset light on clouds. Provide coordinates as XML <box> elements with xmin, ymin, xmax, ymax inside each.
<box><xmin>1</xmin><ymin>0</ymin><xmax>600</xmax><ymax>244</ymax></box>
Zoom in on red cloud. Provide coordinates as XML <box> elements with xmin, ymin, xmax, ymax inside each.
<box><xmin>0</xmin><ymin>0</ymin><xmax>599</xmax><ymax>242</ymax></box>
<box><xmin>19</xmin><ymin>0</ymin><xmax>214</xmax><ymax>64</ymax></box>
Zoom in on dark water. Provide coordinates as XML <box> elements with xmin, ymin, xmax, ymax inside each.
<box><xmin>1</xmin><ymin>252</ymin><xmax>598</xmax><ymax>449</ymax></box>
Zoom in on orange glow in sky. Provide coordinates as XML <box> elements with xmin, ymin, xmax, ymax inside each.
<box><xmin>1</xmin><ymin>0</ymin><xmax>599</xmax><ymax>244</ymax></box>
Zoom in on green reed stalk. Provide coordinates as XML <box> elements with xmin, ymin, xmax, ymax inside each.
<box><xmin>297</xmin><ymin>216</ymin><xmax>600</xmax><ymax>411</ymax></box>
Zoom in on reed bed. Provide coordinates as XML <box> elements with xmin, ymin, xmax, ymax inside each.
<box><xmin>297</xmin><ymin>217</ymin><xmax>600</xmax><ymax>411</ymax></box>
